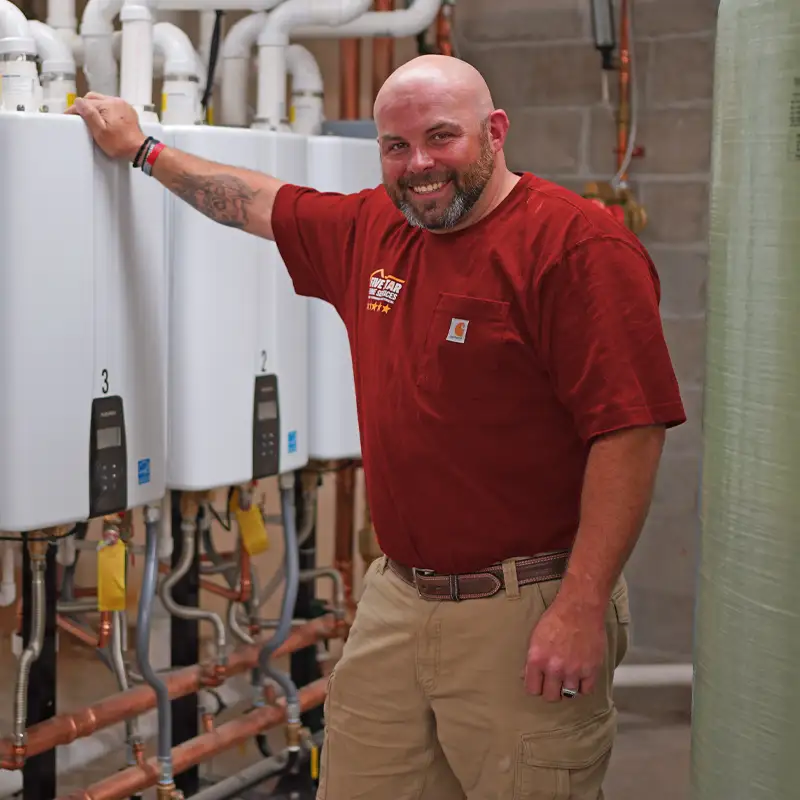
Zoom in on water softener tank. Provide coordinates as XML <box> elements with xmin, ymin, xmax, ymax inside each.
<box><xmin>691</xmin><ymin>1</ymin><xmax>800</xmax><ymax>797</ymax></box>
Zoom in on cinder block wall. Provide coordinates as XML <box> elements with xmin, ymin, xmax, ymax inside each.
<box><xmin>454</xmin><ymin>0</ymin><xmax>718</xmax><ymax>657</ymax></box>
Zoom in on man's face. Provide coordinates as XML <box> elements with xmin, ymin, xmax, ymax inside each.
<box><xmin>377</xmin><ymin>95</ymin><xmax>497</xmax><ymax>231</ymax></box>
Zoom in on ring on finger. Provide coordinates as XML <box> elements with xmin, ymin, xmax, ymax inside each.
<box><xmin>560</xmin><ymin>686</ymin><xmax>578</xmax><ymax>698</ymax></box>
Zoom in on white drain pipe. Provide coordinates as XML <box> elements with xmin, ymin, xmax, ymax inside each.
<box><xmin>614</xmin><ymin>663</ymin><xmax>693</xmax><ymax>688</ymax></box>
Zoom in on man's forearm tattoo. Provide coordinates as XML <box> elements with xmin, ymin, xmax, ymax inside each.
<box><xmin>169</xmin><ymin>172</ymin><xmax>259</xmax><ymax>229</ymax></box>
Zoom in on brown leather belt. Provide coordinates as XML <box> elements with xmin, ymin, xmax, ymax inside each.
<box><xmin>388</xmin><ymin>551</ymin><xmax>570</xmax><ymax>602</ymax></box>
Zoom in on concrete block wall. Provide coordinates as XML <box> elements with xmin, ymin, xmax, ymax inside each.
<box><xmin>454</xmin><ymin>0</ymin><xmax>719</xmax><ymax>657</ymax></box>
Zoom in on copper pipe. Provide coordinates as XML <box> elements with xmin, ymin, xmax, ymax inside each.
<box><xmin>340</xmin><ymin>39</ymin><xmax>361</xmax><ymax>119</ymax></box>
<box><xmin>0</xmin><ymin>615</ymin><xmax>340</xmax><ymax>766</ymax></box>
<box><xmin>59</xmin><ymin>677</ymin><xmax>328</xmax><ymax>800</ymax></box>
<box><xmin>616</xmin><ymin>0</ymin><xmax>631</xmax><ymax>181</ymax></box>
<box><xmin>436</xmin><ymin>4</ymin><xmax>453</xmax><ymax>56</ymax></box>
<box><xmin>371</xmin><ymin>0</ymin><xmax>394</xmax><ymax>100</ymax></box>
<box><xmin>334</xmin><ymin>462</ymin><xmax>357</xmax><ymax>612</ymax></box>
<box><xmin>56</xmin><ymin>614</ymin><xmax>112</xmax><ymax>649</ymax></box>
<box><xmin>239</xmin><ymin>549</ymin><xmax>251</xmax><ymax>604</ymax></box>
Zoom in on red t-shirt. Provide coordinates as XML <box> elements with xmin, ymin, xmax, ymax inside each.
<box><xmin>272</xmin><ymin>172</ymin><xmax>686</xmax><ymax>573</ymax></box>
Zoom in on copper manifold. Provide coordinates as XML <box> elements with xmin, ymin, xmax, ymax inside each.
<box><xmin>0</xmin><ymin>615</ymin><xmax>339</xmax><ymax>768</ymax></box>
<box><xmin>59</xmin><ymin>677</ymin><xmax>328</xmax><ymax>800</ymax></box>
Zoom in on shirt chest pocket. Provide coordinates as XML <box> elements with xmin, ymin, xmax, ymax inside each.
<box><xmin>415</xmin><ymin>293</ymin><xmax>514</xmax><ymax>407</ymax></box>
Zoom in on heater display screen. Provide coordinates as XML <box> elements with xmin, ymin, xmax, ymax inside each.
<box><xmin>97</xmin><ymin>426</ymin><xmax>121</xmax><ymax>450</ymax></box>
<box><xmin>258</xmin><ymin>400</ymin><xmax>278</xmax><ymax>421</ymax></box>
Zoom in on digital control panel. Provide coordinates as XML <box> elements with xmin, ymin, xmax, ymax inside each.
<box><xmin>252</xmin><ymin>374</ymin><xmax>280</xmax><ymax>479</ymax></box>
<box><xmin>89</xmin><ymin>395</ymin><xmax>128</xmax><ymax>516</ymax></box>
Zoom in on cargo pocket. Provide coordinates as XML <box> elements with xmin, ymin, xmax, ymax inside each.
<box><xmin>513</xmin><ymin>707</ymin><xmax>617</xmax><ymax>799</ymax></box>
<box><xmin>610</xmin><ymin>577</ymin><xmax>632</xmax><ymax>667</ymax></box>
<box><xmin>316</xmin><ymin>671</ymin><xmax>336</xmax><ymax>799</ymax></box>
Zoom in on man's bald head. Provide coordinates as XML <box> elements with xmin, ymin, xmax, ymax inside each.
<box><xmin>373</xmin><ymin>55</ymin><xmax>495</xmax><ymax>126</ymax></box>
<box><xmin>373</xmin><ymin>56</ymin><xmax>512</xmax><ymax>233</ymax></box>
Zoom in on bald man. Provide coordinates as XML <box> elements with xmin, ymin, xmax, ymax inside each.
<box><xmin>68</xmin><ymin>55</ymin><xmax>685</xmax><ymax>799</ymax></box>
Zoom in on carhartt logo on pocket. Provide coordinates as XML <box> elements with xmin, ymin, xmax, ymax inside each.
<box><xmin>446</xmin><ymin>318</ymin><xmax>469</xmax><ymax>343</ymax></box>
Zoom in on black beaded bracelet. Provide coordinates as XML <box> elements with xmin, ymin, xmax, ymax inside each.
<box><xmin>133</xmin><ymin>136</ymin><xmax>154</xmax><ymax>169</ymax></box>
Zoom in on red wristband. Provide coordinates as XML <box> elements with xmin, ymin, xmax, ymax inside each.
<box><xmin>143</xmin><ymin>141</ymin><xmax>165</xmax><ymax>176</ymax></box>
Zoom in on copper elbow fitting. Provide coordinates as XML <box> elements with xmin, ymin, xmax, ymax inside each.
<box><xmin>97</xmin><ymin>611</ymin><xmax>113</xmax><ymax>649</ymax></box>
<box><xmin>4</xmin><ymin>744</ymin><xmax>26</xmax><ymax>770</ymax></box>
<box><xmin>200</xmin><ymin>662</ymin><xmax>225</xmax><ymax>688</ymax></box>
<box><xmin>132</xmin><ymin>740</ymin><xmax>145</xmax><ymax>768</ymax></box>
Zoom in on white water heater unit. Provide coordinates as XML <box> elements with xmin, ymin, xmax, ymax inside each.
<box><xmin>305</xmin><ymin>135</ymin><xmax>382</xmax><ymax>461</ymax></box>
<box><xmin>0</xmin><ymin>112</ymin><xmax>168</xmax><ymax>531</ymax></box>
<box><xmin>164</xmin><ymin>125</ymin><xmax>308</xmax><ymax>491</ymax></box>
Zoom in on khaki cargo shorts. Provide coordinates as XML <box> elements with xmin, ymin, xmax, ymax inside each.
<box><xmin>316</xmin><ymin>555</ymin><xmax>631</xmax><ymax>799</ymax></box>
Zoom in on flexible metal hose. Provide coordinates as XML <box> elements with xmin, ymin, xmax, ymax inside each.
<box><xmin>138</xmin><ymin>506</ymin><xmax>173</xmax><ymax>786</ymax></box>
<box><xmin>159</xmin><ymin>511</ymin><xmax>227</xmax><ymax>669</ymax></box>
<box><xmin>12</xmin><ymin>543</ymin><xmax>47</xmax><ymax>747</ymax></box>
<box><xmin>256</xmin><ymin>483</ymin><xmax>317</xmax><ymax>611</ymax></box>
<box><xmin>259</xmin><ymin>474</ymin><xmax>301</xmax><ymax>729</ymax></box>
<box><xmin>110</xmin><ymin>609</ymin><xmax>142</xmax><ymax>764</ymax></box>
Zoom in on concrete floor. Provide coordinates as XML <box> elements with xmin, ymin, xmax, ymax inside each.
<box><xmin>0</xmin><ymin>629</ymin><xmax>692</xmax><ymax>800</ymax></box>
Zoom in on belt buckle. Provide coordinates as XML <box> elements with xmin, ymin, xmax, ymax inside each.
<box><xmin>412</xmin><ymin>567</ymin><xmax>434</xmax><ymax>597</ymax></box>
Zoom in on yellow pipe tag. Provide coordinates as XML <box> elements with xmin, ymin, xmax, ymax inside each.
<box><xmin>66</xmin><ymin>92</ymin><xmax>76</xmax><ymax>109</ymax></box>
<box><xmin>231</xmin><ymin>489</ymin><xmax>269</xmax><ymax>556</ymax></box>
<box><xmin>310</xmin><ymin>745</ymin><xmax>319</xmax><ymax>780</ymax></box>
<box><xmin>97</xmin><ymin>540</ymin><xmax>126</xmax><ymax>611</ymax></box>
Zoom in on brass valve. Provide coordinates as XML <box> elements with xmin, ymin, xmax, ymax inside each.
<box><xmin>583</xmin><ymin>180</ymin><xmax>648</xmax><ymax>235</ymax></box>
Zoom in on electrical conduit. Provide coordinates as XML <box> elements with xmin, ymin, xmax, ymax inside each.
<box><xmin>255</xmin><ymin>0</ymin><xmax>372</xmax><ymax>129</ymax></box>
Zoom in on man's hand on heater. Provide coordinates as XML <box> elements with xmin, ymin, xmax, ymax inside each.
<box><xmin>66</xmin><ymin>93</ymin><xmax>145</xmax><ymax>162</ymax></box>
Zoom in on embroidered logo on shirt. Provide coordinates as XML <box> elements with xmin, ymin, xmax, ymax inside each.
<box><xmin>446</xmin><ymin>318</ymin><xmax>469</xmax><ymax>343</ymax></box>
<box><xmin>366</xmin><ymin>268</ymin><xmax>406</xmax><ymax>314</ymax></box>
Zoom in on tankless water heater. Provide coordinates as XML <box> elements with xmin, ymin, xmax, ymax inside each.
<box><xmin>0</xmin><ymin>112</ymin><xmax>168</xmax><ymax>531</ymax></box>
<box><xmin>304</xmin><ymin>135</ymin><xmax>382</xmax><ymax>461</ymax></box>
<box><xmin>164</xmin><ymin>125</ymin><xmax>308</xmax><ymax>491</ymax></box>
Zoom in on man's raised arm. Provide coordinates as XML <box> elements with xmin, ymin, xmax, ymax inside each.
<box><xmin>66</xmin><ymin>92</ymin><xmax>283</xmax><ymax>240</ymax></box>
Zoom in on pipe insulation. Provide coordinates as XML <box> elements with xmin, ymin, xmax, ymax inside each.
<box><xmin>690</xmin><ymin>2</ymin><xmax>800</xmax><ymax>798</ymax></box>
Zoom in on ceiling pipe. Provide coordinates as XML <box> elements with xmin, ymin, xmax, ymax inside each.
<box><xmin>255</xmin><ymin>0</ymin><xmax>373</xmax><ymax>130</ymax></box>
<box><xmin>291</xmin><ymin>0</ymin><xmax>440</xmax><ymax>38</ymax></box>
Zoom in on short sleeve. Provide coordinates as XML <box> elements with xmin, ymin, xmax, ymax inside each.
<box><xmin>271</xmin><ymin>183</ymin><xmax>373</xmax><ymax>314</ymax></box>
<box><xmin>533</xmin><ymin>235</ymin><xmax>687</xmax><ymax>442</ymax></box>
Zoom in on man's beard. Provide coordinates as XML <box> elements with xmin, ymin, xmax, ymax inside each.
<box><xmin>385</xmin><ymin>129</ymin><xmax>496</xmax><ymax>231</ymax></box>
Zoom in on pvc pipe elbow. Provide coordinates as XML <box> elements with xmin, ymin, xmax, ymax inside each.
<box><xmin>28</xmin><ymin>20</ymin><xmax>76</xmax><ymax>76</ymax></box>
<box><xmin>221</xmin><ymin>10</ymin><xmax>266</xmax><ymax>60</ymax></box>
<box><xmin>292</xmin><ymin>0</ymin><xmax>441</xmax><ymax>39</ymax></box>
<box><xmin>286</xmin><ymin>43</ymin><xmax>322</xmax><ymax>93</ymax></box>
<box><xmin>80</xmin><ymin>0</ymin><xmax>124</xmax><ymax>36</ymax></box>
<box><xmin>153</xmin><ymin>21</ymin><xmax>197</xmax><ymax>78</ymax></box>
<box><xmin>256</xmin><ymin>0</ymin><xmax>373</xmax><ymax>48</ymax></box>
<box><xmin>0</xmin><ymin>0</ymin><xmax>36</xmax><ymax>56</ymax></box>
